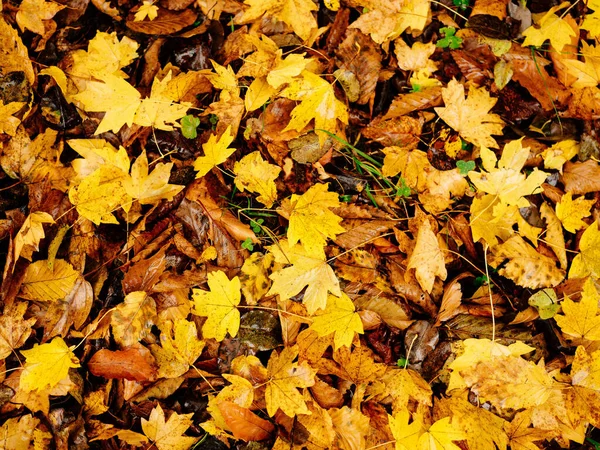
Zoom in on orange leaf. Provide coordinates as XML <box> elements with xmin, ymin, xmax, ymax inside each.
<box><xmin>217</xmin><ymin>401</ymin><xmax>275</xmax><ymax>441</ymax></box>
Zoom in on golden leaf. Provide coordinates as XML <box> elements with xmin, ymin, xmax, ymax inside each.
<box><xmin>19</xmin><ymin>337</ymin><xmax>80</xmax><ymax>392</ymax></box>
<box><xmin>111</xmin><ymin>291</ymin><xmax>157</xmax><ymax>347</ymax></box>
<box><xmin>522</xmin><ymin>7</ymin><xmax>576</xmax><ymax>52</ymax></box>
<box><xmin>233</xmin><ymin>151</ymin><xmax>281</xmax><ymax>208</ymax></box>
<box><xmin>488</xmin><ymin>236</ymin><xmax>565</xmax><ymax>289</ymax></box>
<box><xmin>20</xmin><ymin>259</ymin><xmax>79</xmax><ymax>302</ymax></box>
<box><xmin>134</xmin><ymin>1</ymin><xmax>159</xmax><ymax>21</ymax></box>
<box><xmin>192</xmin><ymin>270</ymin><xmax>241</xmax><ymax>342</ymax></box>
<box><xmin>285</xmin><ymin>183</ymin><xmax>345</xmax><ymax>255</ymax></box>
<box><xmin>280</xmin><ymin>71</ymin><xmax>348</xmax><ymax>145</ymax></box>
<box><xmin>16</xmin><ymin>0</ymin><xmax>64</xmax><ymax>35</ymax></box>
<box><xmin>267</xmin><ymin>240</ymin><xmax>341</xmax><ymax>314</ymax></box>
<box><xmin>73</xmin><ymin>75</ymin><xmax>142</xmax><ymax>135</ymax></box>
<box><xmin>448</xmin><ymin>338</ymin><xmax>535</xmax><ymax>391</ymax></box>
<box><xmin>556</xmin><ymin>192</ymin><xmax>594</xmax><ymax>233</ymax></box>
<box><xmin>141</xmin><ymin>404</ymin><xmax>197</xmax><ymax>450</ymax></box>
<box><xmin>236</xmin><ymin>0</ymin><xmax>318</xmax><ymax>40</ymax></box>
<box><xmin>124</xmin><ymin>150</ymin><xmax>183</xmax><ymax>205</ymax></box>
<box><xmin>555</xmin><ymin>278</ymin><xmax>600</xmax><ymax>340</ymax></box>
<box><xmin>0</xmin><ymin>302</ymin><xmax>36</xmax><ymax>360</ymax></box>
<box><xmin>152</xmin><ymin>319</ymin><xmax>205</xmax><ymax>379</ymax></box>
<box><xmin>265</xmin><ymin>345</ymin><xmax>316</xmax><ymax>417</ymax></box>
<box><xmin>569</xmin><ymin>221</ymin><xmax>600</xmax><ymax>279</ymax></box>
<box><xmin>309</xmin><ymin>293</ymin><xmax>363</xmax><ymax>349</ymax></box>
<box><xmin>389</xmin><ymin>411</ymin><xmax>465</xmax><ymax>450</ymax></box>
<box><xmin>14</xmin><ymin>211</ymin><xmax>54</xmax><ymax>261</ymax></box>
<box><xmin>0</xmin><ymin>101</ymin><xmax>25</xmax><ymax>136</ymax></box>
<box><xmin>406</xmin><ymin>219</ymin><xmax>447</xmax><ymax>294</ymax></box>
<box><xmin>193</xmin><ymin>126</ymin><xmax>235</xmax><ymax>178</ymax></box>
<box><xmin>434</xmin><ymin>79</ymin><xmax>504</xmax><ymax>148</ymax></box>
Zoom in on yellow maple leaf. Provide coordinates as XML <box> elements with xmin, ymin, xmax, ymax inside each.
<box><xmin>381</xmin><ymin>146</ymin><xmax>429</xmax><ymax>189</ymax></box>
<box><xmin>233</xmin><ymin>151</ymin><xmax>281</xmax><ymax>208</ymax></box>
<box><xmin>569</xmin><ymin>221</ymin><xmax>600</xmax><ymax>279</ymax></box>
<box><xmin>462</xmin><ymin>355</ymin><xmax>556</xmax><ymax>409</ymax></box>
<box><xmin>194</xmin><ymin>126</ymin><xmax>235</xmax><ymax>178</ymax></box>
<box><xmin>407</xmin><ymin>219</ymin><xmax>447</xmax><ymax>294</ymax></box>
<box><xmin>469</xmin><ymin>194</ymin><xmax>517</xmax><ymax>246</ymax></box>
<box><xmin>522</xmin><ymin>5</ymin><xmax>576</xmax><ymax>52</ymax></box>
<box><xmin>571</xmin><ymin>345</ymin><xmax>600</xmax><ymax>390</ymax></box>
<box><xmin>555</xmin><ymin>278</ymin><xmax>600</xmax><ymax>340</ymax></box>
<box><xmin>207</xmin><ymin>60</ymin><xmax>240</xmax><ymax>97</ymax></box>
<box><xmin>0</xmin><ymin>302</ymin><xmax>36</xmax><ymax>360</ymax></box>
<box><xmin>152</xmin><ymin>319</ymin><xmax>205</xmax><ymax>379</ymax></box>
<box><xmin>468</xmin><ymin>140</ymin><xmax>548</xmax><ymax>207</ymax></box>
<box><xmin>265</xmin><ymin>345</ymin><xmax>316</xmax><ymax>417</ymax></box>
<box><xmin>134</xmin><ymin>1</ymin><xmax>159</xmax><ymax>21</ymax></box>
<box><xmin>267</xmin><ymin>239</ymin><xmax>341</xmax><ymax>314</ymax></box>
<box><xmin>70</xmin><ymin>31</ymin><xmax>139</xmax><ymax>80</ymax></box>
<box><xmin>73</xmin><ymin>74</ymin><xmax>141</xmax><ymax>135</ymax></box>
<box><xmin>563</xmin><ymin>42</ymin><xmax>600</xmax><ymax>88</ymax></box>
<box><xmin>111</xmin><ymin>291</ymin><xmax>157</xmax><ymax>347</ymax></box>
<box><xmin>68</xmin><ymin>163</ymin><xmax>132</xmax><ymax>225</ymax></box>
<box><xmin>134</xmin><ymin>72</ymin><xmax>191</xmax><ymax>131</ymax></box>
<box><xmin>68</xmin><ymin>139</ymin><xmax>130</xmax><ymax>180</ymax></box>
<box><xmin>556</xmin><ymin>192</ymin><xmax>594</xmax><ymax>233</ymax></box>
<box><xmin>16</xmin><ymin>0</ymin><xmax>64</xmax><ymax>35</ymax></box>
<box><xmin>389</xmin><ymin>411</ymin><xmax>465</xmax><ymax>450</ymax></box>
<box><xmin>448</xmin><ymin>338</ymin><xmax>535</xmax><ymax>391</ymax></box>
<box><xmin>192</xmin><ymin>270</ymin><xmax>241</xmax><ymax>342</ymax></box>
<box><xmin>14</xmin><ymin>211</ymin><xmax>54</xmax><ymax>261</ymax></box>
<box><xmin>19</xmin><ymin>337</ymin><xmax>80</xmax><ymax>392</ymax></box>
<box><xmin>541</xmin><ymin>139</ymin><xmax>579</xmax><ymax>171</ymax></box>
<box><xmin>582</xmin><ymin>0</ymin><xmax>600</xmax><ymax>38</ymax></box>
<box><xmin>141</xmin><ymin>404</ymin><xmax>197</xmax><ymax>450</ymax></box>
<box><xmin>280</xmin><ymin>70</ymin><xmax>348</xmax><ymax>145</ymax></box>
<box><xmin>349</xmin><ymin>0</ymin><xmax>430</xmax><ymax>46</ymax></box>
<box><xmin>504</xmin><ymin>410</ymin><xmax>550</xmax><ymax>450</ymax></box>
<box><xmin>439</xmin><ymin>396</ymin><xmax>508</xmax><ymax>450</ymax></box>
<box><xmin>368</xmin><ymin>366</ymin><xmax>432</xmax><ymax>413</ymax></box>
<box><xmin>236</xmin><ymin>0</ymin><xmax>318</xmax><ymax>40</ymax></box>
<box><xmin>285</xmin><ymin>183</ymin><xmax>345</xmax><ymax>254</ymax></box>
<box><xmin>1</xmin><ymin>127</ymin><xmax>72</xmax><ymax>192</ymax></box>
<box><xmin>489</xmin><ymin>235</ymin><xmax>565</xmax><ymax>289</ymax></box>
<box><xmin>0</xmin><ymin>101</ymin><xmax>25</xmax><ymax>136</ymax></box>
<box><xmin>19</xmin><ymin>259</ymin><xmax>79</xmax><ymax>302</ymax></box>
<box><xmin>395</xmin><ymin>40</ymin><xmax>438</xmax><ymax>73</ymax></box>
<box><xmin>434</xmin><ymin>79</ymin><xmax>504</xmax><ymax>148</ymax></box>
<box><xmin>309</xmin><ymin>292</ymin><xmax>363</xmax><ymax>349</ymax></box>
<box><xmin>124</xmin><ymin>151</ymin><xmax>183</xmax><ymax>205</ymax></box>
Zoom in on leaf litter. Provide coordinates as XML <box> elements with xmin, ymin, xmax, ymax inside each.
<box><xmin>2</xmin><ymin>0</ymin><xmax>600</xmax><ymax>449</ymax></box>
